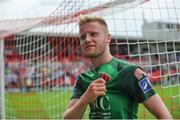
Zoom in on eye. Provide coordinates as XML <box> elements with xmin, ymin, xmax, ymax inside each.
<box><xmin>79</xmin><ymin>34</ymin><xmax>86</xmax><ymax>41</ymax></box>
<box><xmin>90</xmin><ymin>32</ymin><xmax>97</xmax><ymax>37</ymax></box>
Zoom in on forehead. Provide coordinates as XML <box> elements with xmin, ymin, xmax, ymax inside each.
<box><xmin>79</xmin><ymin>22</ymin><xmax>106</xmax><ymax>33</ymax></box>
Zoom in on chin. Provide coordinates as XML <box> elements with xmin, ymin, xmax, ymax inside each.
<box><xmin>85</xmin><ymin>53</ymin><xmax>99</xmax><ymax>58</ymax></box>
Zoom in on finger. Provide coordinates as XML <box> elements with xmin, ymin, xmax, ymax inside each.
<box><xmin>93</xmin><ymin>78</ymin><xmax>106</xmax><ymax>83</ymax></box>
<box><xmin>94</xmin><ymin>91</ymin><xmax>106</xmax><ymax>96</ymax></box>
<box><xmin>93</xmin><ymin>86</ymin><xmax>106</xmax><ymax>92</ymax></box>
<box><xmin>92</xmin><ymin>82</ymin><xmax>106</xmax><ymax>87</ymax></box>
<box><xmin>90</xmin><ymin>83</ymin><xmax>106</xmax><ymax>90</ymax></box>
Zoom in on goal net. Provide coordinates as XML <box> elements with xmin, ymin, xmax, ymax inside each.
<box><xmin>0</xmin><ymin>0</ymin><xmax>180</xmax><ymax>119</ymax></box>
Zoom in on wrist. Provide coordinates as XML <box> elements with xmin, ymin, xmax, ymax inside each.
<box><xmin>80</xmin><ymin>95</ymin><xmax>89</xmax><ymax>105</ymax></box>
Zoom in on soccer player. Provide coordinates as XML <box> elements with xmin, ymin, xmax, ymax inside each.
<box><xmin>63</xmin><ymin>15</ymin><xmax>172</xmax><ymax>119</ymax></box>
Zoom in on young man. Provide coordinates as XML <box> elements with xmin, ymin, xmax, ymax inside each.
<box><xmin>63</xmin><ymin>15</ymin><xmax>172</xmax><ymax>119</ymax></box>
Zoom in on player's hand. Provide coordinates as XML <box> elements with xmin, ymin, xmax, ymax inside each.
<box><xmin>80</xmin><ymin>78</ymin><xmax>106</xmax><ymax>105</ymax></box>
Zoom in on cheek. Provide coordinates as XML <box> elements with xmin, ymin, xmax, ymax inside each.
<box><xmin>80</xmin><ymin>42</ymin><xmax>86</xmax><ymax>52</ymax></box>
<box><xmin>98</xmin><ymin>37</ymin><xmax>106</xmax><ymax>45</ymax></box>
<box><xmin>80</xmin><ymin>41</ymin><xmax>84</xmax><ymax>48</ymax></box>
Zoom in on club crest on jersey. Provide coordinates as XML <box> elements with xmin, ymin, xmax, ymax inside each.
<box><xmin>100</xmin><ymin>73</ymin><xmax>111</xmax><ymax>81</ymax></box>
<box><xmin>138</xmin><ymin>77</ymin><xmax>152</xmax><ymax>93</ymax></box>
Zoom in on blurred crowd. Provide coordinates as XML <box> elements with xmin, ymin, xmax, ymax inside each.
<box><xmin>5</xmin><ymin>61</ymin><xmax>34</xmax><ymax>92</ymax></box>
<box><xmin>4</xmin><ymin>58</ymin><xmax>90</xmax><ymax>92</ymax></box>
<box><xmin>4</xmin><ymin>53</ymin><xmax>180</xmax><ymax>92</ymax></box>
<box><xmin>129</xmin><ymin>53</ymin><xmax>180</xmax><ymax>85</ymax></box>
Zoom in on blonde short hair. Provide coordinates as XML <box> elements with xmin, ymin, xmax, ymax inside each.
<box><xmin>78</xmin><ymin>15</ymin><xmax>108</xmax><ymax>29</ymax></box>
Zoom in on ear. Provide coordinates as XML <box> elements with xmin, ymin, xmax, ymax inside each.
<box><xmin>106</xmin><ymin>34</ymin><xmax>111</xmax><ymax>43</ymax></box>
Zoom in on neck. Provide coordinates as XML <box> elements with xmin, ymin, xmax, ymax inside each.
<box><xmin>90</xmin><ymin>52</ymin><xmax>113</xmax><ymax>68</ymax></box>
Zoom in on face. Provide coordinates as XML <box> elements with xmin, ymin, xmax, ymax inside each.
<box><xmin>79</xmin><ymin>22</ymin><xmax>110</xmax><ymax>58</ymax></box>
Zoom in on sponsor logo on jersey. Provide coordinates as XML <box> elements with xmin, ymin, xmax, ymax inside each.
<box><xmin>95</xmin><ymin>96</ymin><xmax>111</xmax><ymax>110</ymax></box>
<box><xmin>100</xmin><ymin>73</ymin><xmax>111</xmax><ymax>81</ymax></box>
<box><xmin>91</xmin><ymin>96</ymin><xmax>111</xmax><ymax>119</ymax></box>
<box><xmin>138</xmin><ymin>77</ymin><xmax>152</xmax><ymax>93</ymax></box>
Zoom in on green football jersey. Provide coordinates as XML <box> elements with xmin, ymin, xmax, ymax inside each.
<box><xmin>71</xmin><ymin>57</ymin><xmax>155</xmax><ymax>119</ymax></box>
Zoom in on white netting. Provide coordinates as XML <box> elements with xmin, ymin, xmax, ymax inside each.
<box><xmin>0</xmin><ymin>0</ymin><xmax>180</xmax><ymax>119</ymax></box>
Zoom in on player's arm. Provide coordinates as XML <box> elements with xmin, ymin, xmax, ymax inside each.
<box><xmin>63</xmin><ymin>98</ymin><xmax>88</xmax><ymax>119</ymax></box>
<box><xmin>63</xmin><ymin>78</ymin><xmax>106</xmax><ymax>119</ymax></box>
<box><xmin>134</xmin><ymin>68</ymin><xmax>172</xmax><ymax>119</ymax></box>
<box><xmin>143</xmin><ymin>94</ymin><xmax>172</xmax><ymax>119</ymax></box>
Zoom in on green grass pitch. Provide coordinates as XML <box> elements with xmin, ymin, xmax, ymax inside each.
<box><xmin>5</xmin><ymin>85</ymin><xmax>180</xmax><ymax>119</ymax></box>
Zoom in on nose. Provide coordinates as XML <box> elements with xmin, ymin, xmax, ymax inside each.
<box><xmin>85</xmin><ymin>34</ymin><xmax>91</xmax><ymax>42</ymax></box>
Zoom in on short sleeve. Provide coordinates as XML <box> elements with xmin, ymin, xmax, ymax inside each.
<box><xmin>123</xmin><ymin>65</ymin><xmax>156</xmax><ymax>103</ymax></box>
<box><xmin>70</xmin><ymin>77</ymin><xmax>84</xmax><ymax>100</ymax></box>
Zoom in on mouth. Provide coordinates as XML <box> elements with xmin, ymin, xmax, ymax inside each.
<box><xmin>85</xmin><ymin>45</ymin><xmax>95</xmax><ymax>50</ymax></box>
